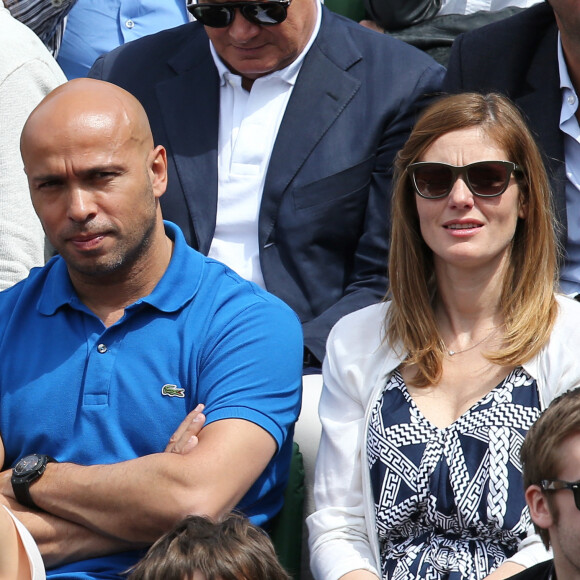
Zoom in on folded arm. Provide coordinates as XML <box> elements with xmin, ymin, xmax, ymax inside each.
<box><xmin>2</xmin><ymin>412</ymin><xmax>276</xmax><ymax>544</ymax></box>
<box><xmin>0</xmin><ymin>434</ymin><xmax>133</xmax><ymax>568</ymax></box>
<box><xmin>0</xmin><ymin>406</ymin><xmax>210</xmax><ymax>567</ymax></box>
<box><xmin>0</xmin><ymin>497</ymin><xmax>135</xmax><ymax>569</ymax></box>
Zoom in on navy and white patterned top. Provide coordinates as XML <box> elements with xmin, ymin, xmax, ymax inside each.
<box><xmin>368</xmin><ymin>366</ymin><xmax>540</xmax><ymax>580</ymax></box>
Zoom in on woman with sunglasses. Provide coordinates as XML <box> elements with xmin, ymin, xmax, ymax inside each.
<box><xmin>307</xmin><ymin>92</ymin><xmax>580</xmax><ymax>580</ymax></box>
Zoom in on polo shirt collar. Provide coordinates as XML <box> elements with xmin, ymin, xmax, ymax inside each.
<box><xmin>38</xmin><ymin>221</ymin><xmax>202</xmax><ymax>316</ymax></box>
<box><xmin>37</xmin><ymin>257</ymin><xmax>78</xmax><ymax>315</ymax></box>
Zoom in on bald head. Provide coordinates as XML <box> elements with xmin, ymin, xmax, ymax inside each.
<box><xmin>20</xmin><ymin>78</ymin><xmax>170</xmax><ymax>288</ymax></box>
<box><xmin>21</xmin><ymin>78</ymin><xmax>154</xmax><ymax>161</ymax></box>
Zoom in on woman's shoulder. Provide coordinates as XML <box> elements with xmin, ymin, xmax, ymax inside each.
<box><xmin>530</xmin><ymin>294</ymin><xmax>580</xmax><ymax>360</ymax></box>
<box><xmin>334</xmin><ymin>300</ymin><xmax>391</xmax><ymax>327</ymax></box>
<box><xmin>553</xmin><ymin>294</ymin><xmax>580</xmax><ymax>334</ymax></box>
<box><xmin>329</xmin><ymin>301</ymin><xmax>391</xmax><ymax>348</ymax></box>
<box><xmin>525</xmin><ymin>295</ymin><xmax>580</xmax><ymax>405</ymax></box>
<box><xmin>326</xmin><ymin>301</ymin><xmax>403</xmax><ymax>372</ymax></box>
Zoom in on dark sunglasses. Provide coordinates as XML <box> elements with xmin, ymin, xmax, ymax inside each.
<box><xmin>187</xmin><ymin>0</ymin><xmax>291</xmax><ymax>27</ymax></box>
<box><xmin>541</xmin><ymin>479</ymin><xmax>580</xmax><ymax>510</ymax></box>
<box><xmin>407</xmin><ymin>160</ymin><xmax>522</xmax><ymax>199</ymax></box>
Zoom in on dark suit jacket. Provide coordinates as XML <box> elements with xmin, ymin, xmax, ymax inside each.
<box><xmin>89</xmin><ymin>9</ymin><xmax>444</xmax><ymax>361</ymax></box>
<box><xmin>443</xmin><ymin>2</ymin><xmax>567</xmax><ymax>249</ymax></box>
<box><xmin>508</xmin><ymin>559</ymin><xmax>554</xmax><ymax>579</ymax></box>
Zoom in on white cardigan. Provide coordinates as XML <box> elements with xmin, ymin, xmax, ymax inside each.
<box><xmin>307</xmin><ymin>294</ymin><xmax>580</xmax><ymax>580</ymax></box>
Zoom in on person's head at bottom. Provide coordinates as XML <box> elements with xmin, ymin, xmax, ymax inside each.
<box><xmin>521</xmin><ymin>387</ymin><xmax>580</xmax><ymax>580</ymax></box>
<box><xmin>127</xmin><ymin>512</ymin><xmax>291</xmax><ymax>580</ymax></box>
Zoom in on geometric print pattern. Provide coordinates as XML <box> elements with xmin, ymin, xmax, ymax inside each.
<box><xmin>368</xmin><ymin>367</ymin><xmax>540</xmax><ymax>579</ymax></box>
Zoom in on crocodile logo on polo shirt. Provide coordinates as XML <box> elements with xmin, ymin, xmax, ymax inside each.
<box><xmin>161</xmin><ymin>384</ymin><xmax>185</xmax><ymax>398</ymax></box>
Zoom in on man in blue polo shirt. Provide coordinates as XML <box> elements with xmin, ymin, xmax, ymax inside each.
<box><xmin>0</xmin><ymin>77</ymin><xmax>302</xmax><ymax>579</ymax></box>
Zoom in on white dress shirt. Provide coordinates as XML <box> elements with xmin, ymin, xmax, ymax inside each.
<box><xmin>208</xmin><ymin>3</ymin><xmax>322</xmax><ymax>288</ymax></box>
<box><xmin>557</xmin><ymin>33</ymin><xmax>580</xmax><ymax>295</ymax></box>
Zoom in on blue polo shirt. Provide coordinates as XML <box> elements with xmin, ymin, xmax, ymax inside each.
<box><xmin>0</xmin><ymin>221</ymin><xmax>302</xmax><ymax>579</ymax></box>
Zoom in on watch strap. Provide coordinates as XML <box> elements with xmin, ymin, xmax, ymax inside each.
<box><xmin>13</xmin><ymin>477</ymin><xmax>37</xmax><ymax>510</ymax></box>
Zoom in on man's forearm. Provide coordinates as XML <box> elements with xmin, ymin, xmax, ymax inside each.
<box><xmin>0</xmin><ymin>493</ymin><xmax>136</xmax><ymax>569</ymax></box>
<box><xmin>29</xmin><ymin>455</ymin><xmax>201</xmax><ymax>543</ymax></box>
<box><xmin>0</xmin><ymin>406</ymin><xmax>207</xmax><ymax>567</ymax></box>
<box><xmin>3</xmin><ymin>419</ymin><xmax>276</xmax><ymax>544</ymax></box>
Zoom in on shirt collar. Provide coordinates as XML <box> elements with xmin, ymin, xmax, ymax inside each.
<box><xmin>558</xmin><ymin>31</ymin><xmax>579</xmax><ymax>126</ymax></box>
<box><xmin>38</xmin><ymin>221</ymin><xmax>202</xmax><ymax>317</ymax></box>
<box><xmin>210</xmin><ymin>0</ymin><xmax>322</xmax><ymax>88</ymax></box>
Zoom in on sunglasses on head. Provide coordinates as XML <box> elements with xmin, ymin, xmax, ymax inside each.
<box><xmin>407</xmin><ymin>160</ymin><xmax>522</xmax><ymax>199</ymax></box>
<box><xmin>187</xmin><ymin>0</ymin><xmax>291</xmax><ymax>27</ymax></box>
<box><xmin>541</xmin><ymin>479</ymin><xmax>580</xmax><ymax>510</ymax></box>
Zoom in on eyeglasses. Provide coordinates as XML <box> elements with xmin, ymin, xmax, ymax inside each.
<box><xmin>187</xmin><ymin>0</ymin><xmax>291</xmax><ymax>27</ymax></box>
<box><xmin>541</xmin><ymin>479</ymin><xmax>580</xmax><ymax>510</ymax></box>
<box><xmin>407</xmin><ymin>160</ymin><xmax>522</xmax><ymax>199</ymax></box>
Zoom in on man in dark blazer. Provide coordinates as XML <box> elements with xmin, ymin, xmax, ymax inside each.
<box><xmin>88</xmin><ymin>0</ymin><xmax>443</xmax><ymax>368</ymax></box>
<box><xmin>443</xmin><ymin>2</ymin><xmax>576</xmax><ymax>289</ymax></box>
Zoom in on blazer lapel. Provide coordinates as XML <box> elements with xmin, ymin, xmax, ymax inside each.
<box><xmin>157</xmin><ymin>30</ymin><xmax>220</xmax><ymax>254</ymax></box>
<box><xmin>259</xmin><ymin>9</ymin><xmax>362</xmax><ymax>246</ymax></box>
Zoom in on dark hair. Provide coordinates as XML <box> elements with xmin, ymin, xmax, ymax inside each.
<box><xmin>127</xmin><ymin>512</ymin><xmax>291</xmax><ymax>580</ymax></box>
<box><xmin>520</xmin><ymin>388</ymin><xmax>580</xmax><ymax>548</ymax></box>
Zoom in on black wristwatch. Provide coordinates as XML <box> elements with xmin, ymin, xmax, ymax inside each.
<box><xmin>11</xmin><ymin>454</ymin><xmax>56</xmax><ymax>510</ymax></box>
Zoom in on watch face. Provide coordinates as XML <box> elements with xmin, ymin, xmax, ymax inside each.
<box><xmin>14</xmin><ymin>455</ymin><xmax>42</xmax><ymax>476</ymax></box>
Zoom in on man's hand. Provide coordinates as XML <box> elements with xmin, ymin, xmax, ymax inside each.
<box><xmin>165</xmin><ymin>403</ymin><xmax>205</xmax><ymax>454</ymax></box>
<box><xmin>0</xmin><ymin>467</ymin><xmax>14</xmax><ymax>502</ymax></box>
<box><xmin>0</xmin><ymin>490</ymin><xmax>136</xmax><ymax>569</ymax></box>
